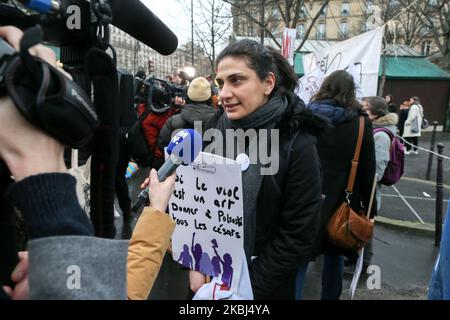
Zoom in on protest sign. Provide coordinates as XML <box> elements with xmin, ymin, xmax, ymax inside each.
<box><xmin>282</xmin><ymin>28</ymin><xmax>297</xmax><ymax>66</ymax></box>
<box><xmin>296</xmin><ymin>27</ymin><xmax>384</xmax><ymax>104</ymax></box>
<box><xmin>170</xmin><ymin>152</ymin><xmax>244</xmax><ymax>293</ymax></box>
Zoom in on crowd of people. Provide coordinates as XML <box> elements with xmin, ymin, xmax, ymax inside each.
<box><xmin>0</xmin><ymin>24</ymin><xmax>448</xmax><ymax>301</ymax></box>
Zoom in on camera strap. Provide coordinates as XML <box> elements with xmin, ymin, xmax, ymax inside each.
<box><xmin>85</xmin><ymin>47</ymin><xmax>119</xmax><ymax>238</ymax></box>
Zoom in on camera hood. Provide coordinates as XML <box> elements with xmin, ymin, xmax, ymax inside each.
<box><xmin>3</xmin><ymin>53</ymin><xmax>99</xmax><ymax>148</ymax></box>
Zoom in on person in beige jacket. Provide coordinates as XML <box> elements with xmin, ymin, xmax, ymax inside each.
<box><xmin>402</xmin><ymin>96</ymin><xmax>424</xmax><ymax>155</ymax></box>
<box><xmin>127</xmin><ymin>170</ymin><xmax>177</xmax><ymax>300</ymax></box>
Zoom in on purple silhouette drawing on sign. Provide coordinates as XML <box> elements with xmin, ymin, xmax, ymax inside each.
<box><xmin>211</xmin><ymin>256</ymin><xmax>221</xmax><ymax>277</ymax></box>
<box><xmin>177</xmin><ymin>244</ymin><xmax>193</xmax><ymax>269</ymax></box>
<box><xmin>191</xmin><ymin>232</ymin><xmax>203</xmax><ymax>271</ymax></box>
<box><xmin>199</xmin><ymin>252</ymin><xmax>213</xmax><ymax>276</ymax></box>
<box><xmin>211</xmin><ymin>239</ymin><xmax>233</xmax><ymax>289</ymax></box>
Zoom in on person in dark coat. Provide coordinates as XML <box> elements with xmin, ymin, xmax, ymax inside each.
<box><xmin>157</xmin><ymin>77</ymin><xmax>216</xmax><ymax>153</ymax></box>
<box><xmin>188</xmin><ymin>39</ymin><xmax>327</xmax><ymax>300</ymax></box>
<box><xmin>385</xmin><ymin>94</ymin><xmax>396</xmax><ymax>113</ymax></box>
<box><xmin>397</xmin><ymin>100</ymin><xmax>411</xmax><ymax>140</ymax></box>
<box><xmin>295</xmin><ymin>70</ymin><xmax>377</xmax><ymax>300</ymax></box>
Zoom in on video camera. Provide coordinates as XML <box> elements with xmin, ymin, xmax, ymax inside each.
<box><xmin>135</xmin><ymin>76</ymin><xmax>186</xmax><ymax>113</ymax></box>
<box><xmin>0</xmin><ymin>1</ymin><xmax>180</xmax><ymax>285</ymax></box>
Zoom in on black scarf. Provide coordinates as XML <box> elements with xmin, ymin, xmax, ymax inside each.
<box><xmin>214</xmin><ymin>95</ymin><xmax>288</xmax><ymax>260</ymax></box>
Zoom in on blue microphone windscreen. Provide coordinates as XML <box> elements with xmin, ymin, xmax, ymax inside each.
<box><xmin>167</xmin><ymin>129</ymin><xmax>202</xmax><ymax>164</ymax></box>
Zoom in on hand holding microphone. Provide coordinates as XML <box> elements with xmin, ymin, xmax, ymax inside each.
<box><xmin>132</xmin><ymin>129</ymin><xmax>202</xmax><ymax>213</ymax></box>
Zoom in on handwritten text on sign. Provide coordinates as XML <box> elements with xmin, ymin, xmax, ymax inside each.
<box><xmin>170</xmin><ymin>152</ymin><xmax>243</xmax><ymax>292</ymax></box>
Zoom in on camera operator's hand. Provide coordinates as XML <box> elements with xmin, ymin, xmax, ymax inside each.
<box><xmin>2</xmin><ymin>252</ymin><xmax>29</xmax><ymax>300</ymax></box>
<box><xmin>0</xmin><ymin>27</ymin><xmax>66</xmax><ymax>181</ymax></box>
<box><xmin>0</xmin><ymin>26</ymin><xmax>56</xmax><ymax>67</ymax></box>
<box><xmin>140</xmin><ymin>169</ymin><xmax>176</xmax><ymax>212</ymax></box>
<box><xmin>174</xmin><ymin>96</ymin><xmax>186</xmax><ymax>107</ymax></box>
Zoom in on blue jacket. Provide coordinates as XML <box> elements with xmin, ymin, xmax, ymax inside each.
<box><xmin>428</xmin><ymin>199</ymin><xmax>450</xmax><ymax>299</ymax></box>
<box><xmin>307</xmin><ymin>99</ymin><xmax>355</xmax><ymax>126</ymax></box>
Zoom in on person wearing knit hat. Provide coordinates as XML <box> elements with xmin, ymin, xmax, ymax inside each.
<box><xmin>187</xmin><ymin>77</ymin><xmax>212</xmax><ymax>103</ymax></box>
<box><xmin>158</xmin><ymin>77</ymin><xmax>215</xmax><ymax>153</ymax></box>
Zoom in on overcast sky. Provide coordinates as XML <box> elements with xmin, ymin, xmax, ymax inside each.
<box><xmin>141</xmin><ymin>0</ymin><xmax>192</xmax><ymax>46</ymax></box>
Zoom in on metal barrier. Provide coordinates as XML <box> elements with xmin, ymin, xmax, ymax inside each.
<box><xmin>426</xmin><ymin>122</ymin><xmax>439</xmax><ymax>181</ymax></box>
<box><xmin>436</xmin><ymin>143</ymin><xmax>444</xmax><ymax>247</ymax></box>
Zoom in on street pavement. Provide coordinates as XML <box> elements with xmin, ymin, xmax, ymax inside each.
<box><xmin>115</xmin><ymin>130</ymin><xmax>450</xmax><ymax>300</ymax></box>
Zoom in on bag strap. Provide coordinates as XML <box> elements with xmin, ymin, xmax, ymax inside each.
<box><xmin>373</xmin><ymin>127</ymin><xmax>393</xmax><ymax>151</ymax></box>
<box><xmin>138</xmin><ymin>107</ymin><xmax>151</xmax><ymax>123</ymax></box>
<box><xmin>346</xmin><ymin>116</ymin><xmax>365</xmax><ymax>195</ymax></box>
<box><xmin>417</xmin><ymin>104</ymin><xmax>424</xmax><ymax>118</ymax></box>
<box><xmin>71</xmin><ymin>149</ymin><xmax>79</xmax><ymax>170</ymax></box>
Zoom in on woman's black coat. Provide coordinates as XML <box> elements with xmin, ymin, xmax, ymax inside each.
<box><xmin>205</xmin><ymin>92</ymin><xmax>326</xmax><ymax>299</ymax></box>
<box><xmin>311</xmin><ymin>110</ymin><xmax>377</xmax><ymax>257</ymax></box>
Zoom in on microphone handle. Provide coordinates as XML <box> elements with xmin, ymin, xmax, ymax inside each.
<box><xmin>132</xmin><ymin>158</ymin><xmax>180</xmax><ymax>213</ymax></box>
<box><xmin>157</xmin><ymin>157</ymin><xmax>179</xmax><ymax>181</ymax></box>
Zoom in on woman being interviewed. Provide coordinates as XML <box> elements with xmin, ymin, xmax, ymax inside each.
<box><xmin>189</xmin><ymin>39</ymin><xmax>326</xmax><ymax>299</ymax></box>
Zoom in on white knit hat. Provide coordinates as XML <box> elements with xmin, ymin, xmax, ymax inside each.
<box><xmin>187</xmin><ymin>77</ymin><xmax>211</xmax><ymax>102</ymax></box>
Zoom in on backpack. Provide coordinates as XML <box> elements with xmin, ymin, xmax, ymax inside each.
<box><xmin>373</xmin><ymin>128</ymin><xmax>404</xmax><ymax>186</ymax></box>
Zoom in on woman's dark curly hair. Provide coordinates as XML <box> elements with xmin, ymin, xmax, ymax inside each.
<box><xmin>216</xmin><ymin>39</ymin><xmax>299</xmax><ymax>95</ymax></box>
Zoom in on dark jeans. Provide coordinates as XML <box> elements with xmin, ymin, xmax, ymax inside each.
<box><xmin>115</xmin><ymin>156</ymin><xmax>131</xmax><ymax>220</ymax></box>
<box><xmin>321</xmin><ymin>249</ymin><xmax>344</xmax><ymax>300</ymax></box>
<box><xmin>295</xmin><ymin>262</ymin><xmax>308</xmax><ymax>300</ymax></box>
<box><xmin>295</xmin><ymin>248</ymin><xmax>344</xmax><ymax>300</ymax></box>
<box><xmin>405</xmin><ymin>136</ymin><xmax>419</xmax><ymax>151</ymax></box>
<box><xmin>115</xmin><ymin>134</ymin><xmax>132</xmax><ymax>223</ymax></box>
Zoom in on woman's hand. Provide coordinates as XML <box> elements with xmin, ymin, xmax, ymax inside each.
<box><xmin>141</xmin><ymin>169</ymin><xmax>176</xmax><ymax>212</ymax></box>
<box><xmin>2</xmin><ymin>252</ymin><xmax>29</xmax><ymax>300</ymax></box>
<box><xmin>189</xmin><ymin>270</ymin><xmax>207</xmax><ymax>293</ymax></box>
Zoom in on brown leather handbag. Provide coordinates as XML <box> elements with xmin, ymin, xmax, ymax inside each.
<box><xmin>326</xmin><ymin>116</ymin><xmax>375</xmax><ymax>250</ymax></box>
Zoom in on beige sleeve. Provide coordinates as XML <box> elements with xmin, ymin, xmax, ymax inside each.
<box><xmin>127</xmin><ymin>207</ymin><xmax>176</xmax><ymax>300</ymax></box>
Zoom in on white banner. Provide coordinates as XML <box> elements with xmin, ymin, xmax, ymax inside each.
<box><xmin>170</xmin><ymin>152</ymin><xmax>244</xmax><ymax>293</ymax></box>
<box><xmin>282</xmin><ymin>28</ymin><xmax>297</xmax><ymax>66</ymax></box>
<box><xmin>296</xmin><ymin>27</ymin><xmax>384</xmax><ymax>104</ymax></box>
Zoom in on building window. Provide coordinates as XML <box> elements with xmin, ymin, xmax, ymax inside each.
<box><xmin>317</xmin><ymin>23</ymin><xmax>326</xmax><ymax>40</ymax></box>
<box><xmin>428</xmin><ymin>0</ymin><xmax>438</xmax><ymax>5</ymax></box>
<box><xmin>299</xmin><ymin>5</ymin><xmax>307</xmax><ymax>19</ymax></box>
<box><xmin>366</xmin><ymin>1</ymin><xmax>374</xmax><ymax>13</ymax></box>
<box><xmin>340</xmin><ymin>21</ymin><xmax>349</xmax><ymax>39</ymax></box>
<box><xmin>341</xmin><ymin>2</ymin><xmax>350</xmax><ymax>16</ymax></box>
<box><xmin>362</xmin><ymin>21</ymin><xmax>368</xmax><ymax>32</ymax></box>
<box><xmin>421</xmin><ymin>41</ymin><xmax>432</xmax><ymax>56</ymax></box>
<box><xmin>320</xmin><ymin>5</ymin><xmax>327</xmax><ymax>17</ymax></box>
<box><xmin>421</xmin><ymin>24</ymin><xmax>432</xmax><ymax>35</ymax></box>
<box><xmin>297</xmin><ymin>24</ymin><xmax>306</xmax><ymax>39</ymax></box>
<box><xmin>273</xmin><ymin>8</ymin><xmax>281</xmax><ymax>20</ymax></box>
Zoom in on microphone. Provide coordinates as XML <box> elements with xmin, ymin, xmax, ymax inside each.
<box><xmin>17</xmin><ymin>0</ymin><xmax>61</xmax><ymax>14</ymax></box>
<box><xmin>131</xmin><ymin>129</ymin><xmax>202</xmax><ymax>213</ymax></box>
<box><xmin>17</xmin><ymin>0</ymin><xmax>179</xmax><ymax>56</ymax></box>
<box><xmin>109</xmin><ymin>0</ymin><xmax>178</xmax><ymax>55</ymax></box>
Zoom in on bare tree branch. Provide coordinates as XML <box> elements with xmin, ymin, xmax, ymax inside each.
<box><xmin>296</xmin><ymin>0</ymin><xmax>330</xmax><ymax>51</ymax></box>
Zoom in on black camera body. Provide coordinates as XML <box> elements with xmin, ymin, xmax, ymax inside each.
<box><xmin>0</xmin><ymin>0</ymin><xmax>102</xmax><ymax>66</ymax></box>
<box><xmin>135</xmin><ymin>77</ymin><xmax>186</xmax><ymax>113</ymax></box>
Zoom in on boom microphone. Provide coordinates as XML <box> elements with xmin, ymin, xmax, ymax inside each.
<box><xmin>109</xmin><ymin>0</ymin><xmax>178</xmax><ymax>55</ymax></box>
<box><xmin>14</xmin><ymin>0</ymin><xmax>179</xmax><ymax>55</ymax></box>
<box><xmin>131</xmin><ymin>129</ymin><xmax>202</xmax><ymax>213</ymax></box>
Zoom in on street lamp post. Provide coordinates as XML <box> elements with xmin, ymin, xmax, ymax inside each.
<box><xmin>191</xmin><ymin>0</ymin><xmax>195</xmax><ymax>66</ymax></box>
